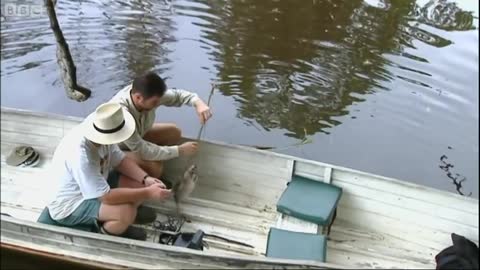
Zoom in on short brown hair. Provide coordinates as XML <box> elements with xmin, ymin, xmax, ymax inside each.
<box><xmin>132</xmin><ymin>72</ymin><xmax>167</xmax><ymax>98</ymax></box>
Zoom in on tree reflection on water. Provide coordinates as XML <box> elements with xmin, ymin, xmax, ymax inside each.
<box><xmin>192</xmin><ymin>0</ymin><xmax>475</xmax><ymax>139</ymax></box>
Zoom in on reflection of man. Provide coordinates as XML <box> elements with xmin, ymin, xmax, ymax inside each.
<box><xmin>109</xmin><ymin>72</ymin><xmax>213</xmax><ymax>183</ymax></box>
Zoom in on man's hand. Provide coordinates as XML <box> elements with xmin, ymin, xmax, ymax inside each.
<box><xmin>144</xmin><ymin>176</ymin><xmax>166</xmax><ymax>188</ymax></box>
<box><xmin>194</xmin><ymin>100</ymin><xmax>212</xmax><ymax>124</ymax></box>
<box><xmin>147</xmin><ymin>183</ymin><xmax>172</xmax><ymax>200</ymax></box>
<box><xmin>178</xmin><ymin>142</ymin><xmax>199</xmax><ymax>156</ymax></box>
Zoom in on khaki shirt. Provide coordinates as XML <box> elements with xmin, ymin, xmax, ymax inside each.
<box><xmin>110</xmin><ymin>84</ymin><xmax>200</xmax><ymax>161</ymax></box>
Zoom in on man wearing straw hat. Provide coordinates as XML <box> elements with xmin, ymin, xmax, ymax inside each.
<box><xmin>38</xmin><ymin>102</ymin><xmax>170</xmax><ymax>240</ymax></box>
<box><xmin>109</xmin><ymin>72</ymin><xmax>213</xmax><ymax>185</ymax></box>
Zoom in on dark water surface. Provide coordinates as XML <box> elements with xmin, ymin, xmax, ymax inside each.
<box><xmin>1</xmin><ymin>0</ymin><xmax>478</xmax><ymax>198</ymax></box>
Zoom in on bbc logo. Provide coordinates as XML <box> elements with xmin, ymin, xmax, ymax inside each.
<box><xmin>1</xmin><ymin>3</ymin><xmax>46</xmax><ymax>18</ymax></box>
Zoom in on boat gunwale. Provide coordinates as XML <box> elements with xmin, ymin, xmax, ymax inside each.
<box><xmin>1</xmin><ymin>242</ymin><xmax>125</xmax><ymax>269</ymax></box>
<box><xmin>1</xmin><ymin>215</ymin><xmax>347</xmax><ymax>269</ymax></box>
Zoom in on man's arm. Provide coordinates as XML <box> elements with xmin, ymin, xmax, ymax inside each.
<box><xmin>100</xmin><ymin>187</ymin><xmax>151</xmax><ymax>205</ymax></box>
<box><xmin>160</xmin><ymin>88</ymin><xmax>212</xmax><ymax>124</ymax></box>
<box><xmin>123</xmin><ymin>130</ymin><xmax>180</xmax><ymax>161</ymax></box>
<box><xmin>192</xmin><ymin>98</ymin><xmax>212</xmax><ymax>124</ymax></box>
<box><xmin>159</xmin><ymin>88</ymin><xmax>200</xmax><ymax>107</ymax></box>
<box><xmin>71</xmin><ymin>145</ymin><xmax>152</xmax><ymax>205</ymax></box>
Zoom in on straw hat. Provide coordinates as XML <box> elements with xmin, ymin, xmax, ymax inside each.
<box><xmin>6</xmin><ymin>146</ymin><xmax>38</xmax><ymax>166</ymax></box>
<box><xmin>83</xmin><ymin>102</ymin><xmax>136</xmax><ymax>145</ymax></box>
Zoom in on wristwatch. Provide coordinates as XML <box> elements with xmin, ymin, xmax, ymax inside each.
<box><xmin>142</xmin><ymin>174</ymin><xmax>149</xmax><ymax>185</ymax></box>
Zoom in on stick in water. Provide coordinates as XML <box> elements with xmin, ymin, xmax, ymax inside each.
<box><xmin>195</xmin><ymin>83</ymin><xmax>216</xmax><ymax>142</ymax></box>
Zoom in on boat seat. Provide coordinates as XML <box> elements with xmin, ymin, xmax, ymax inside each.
<box><xmin>266</xmin><ymin>227</ymin><xmax>327</xmax><ymax>262</ymax></box>
<box><xmin>37</xmin><ymin>207</ymin><xmax>97</xmax><ymax>233</ymax></box>
<box><xmin>276</xmin><ymin>174</ymin><xmax>342</xmax><ymax>235</ymax></box>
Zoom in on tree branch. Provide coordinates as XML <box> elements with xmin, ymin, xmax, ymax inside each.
<box><xmin>44</xmin><ymin>0</ymin><xmax>91</xmax><ymax>101</ymax></box>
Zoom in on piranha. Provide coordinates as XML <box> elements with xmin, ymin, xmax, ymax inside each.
<box><xmin>172</xmin><ymin>164</ymin><xmax>198</xmax><ymax>211</ymax></box>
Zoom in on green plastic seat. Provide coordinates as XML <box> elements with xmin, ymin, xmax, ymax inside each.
<box><xmin>266</xmin><ymin>227</ymin><xmax>327</xmax><ymax>262</ymax></box>
<box><xmin>277</xmin><ymin>175</ymin><xmax>342</xmax><ymax>226</ymax></box>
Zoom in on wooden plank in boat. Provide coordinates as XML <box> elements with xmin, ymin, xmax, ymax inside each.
<box><xmin>326</xmin><ymin>243</ymin><xmax>434</xmax><ymax>268</ymax></box>
<box><xmin>336</xmin><ymin>193</ymin><xmax>478</xmax><ymax>242</ymax></box>
<box><xmin>335</xmin><ymin>204</ymin><xmax>476</xmax><ymax>249</ymax></box>
<box><xmin>1</xmin><ymin>118</ymin><xmax>66</xmax><ymax>138</ymax></box>
<box><xmin>275</xmin><ymin>213</ymin><xmax>318</xmax><ymax>234</ymax></box>
<box><xmin>1</xmin><ymin>130</ymin><xmax>62</xmax><ymax>150</ymax></box>
<box><xmin>331</xmin><ymin>168</ymin><xmax>477</xmax><ymax>214</ymax></box>
<box><xmin>188</xmin><ymin>183</ymin><xmax>279</xmax><ymax>213</ymax></box>
<box><xmin>147</xmin><ymin>198</ymin><xmax>275</xmax><ymax>234</ymax></box>
<box><xmin>335</xmin><ymin>180</ymin><xmax>478</xmax><ymax>227</ymax></box>
<box><xmin>1</xmin><ymin>107</ymin><xmax>82</xmax><ymax>123</ymax></box>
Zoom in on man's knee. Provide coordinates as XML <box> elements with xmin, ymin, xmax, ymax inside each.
<box><xmin>100</xmin><ymin>203</ymin><xmax>137</xmax><ymax>225</ymax></box>
<box><xmin>171</xmin><ymin>125</ymin><xmax>182</xmax><ymax>141</ymax></box>
<box><xmin>145</xmin><ymin>161</ymin><xmax>163</xmax><ymax>178</ymax></box>
<box><xmin>145</xmin><ymin>123</ymin><xmax>182</xmax><ymax>145</ymax></box>
<box><xmin>163</xmin><ymin>124</ymin><xmax>182</xmax><ymax>144</ymax></box>
<box><xmin>125</xmin><ymin>152</ymin><xmax>163</xmax><ymax>178</ymax></box>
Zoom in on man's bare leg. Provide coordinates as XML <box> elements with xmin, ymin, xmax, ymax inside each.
<box><xmin>98</xmin><ymin>203</ymin><xmax>137</xmax><ymax>235</ymax></box>
<box><xmin>143</xmin><ymin>123</ymin><xmax>182</xmax><ymax>146</ymax></box>
<box><xmin>117</xmin><ymin>172</ymin><xmax>144</xmax><ymax>189</ymax></box>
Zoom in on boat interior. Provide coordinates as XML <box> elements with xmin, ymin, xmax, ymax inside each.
<box><xmin>1</xmin><ymin>107</ymin><xmax>478</xmax><ymax>269</ymax></box>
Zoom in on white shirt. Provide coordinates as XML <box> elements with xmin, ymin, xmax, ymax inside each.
<box><xmin>47</xmin><ymin>123</ymin><xmax>125</xmax><ymax>220</ymax></box>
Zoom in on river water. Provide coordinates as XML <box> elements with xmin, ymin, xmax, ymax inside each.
<box><xmin>1</xmin><ymin>0</ymin><xmax>478</xmax><ymax>198</ymax></box>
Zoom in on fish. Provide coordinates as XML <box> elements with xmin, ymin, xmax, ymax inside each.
<box><xmin>173</xmin><ymin>164</ymin><xmax>198</xmax><ymax>213</ymax></box>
